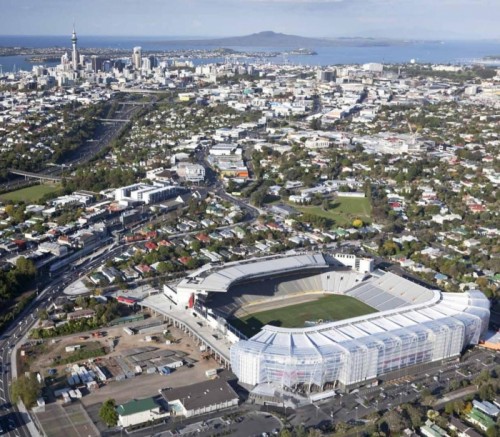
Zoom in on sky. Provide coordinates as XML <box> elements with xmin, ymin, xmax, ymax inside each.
<box><xmin>1</xmin><ymin>0</ymin><xmax>499</xmax><ymax>40</ymax></box>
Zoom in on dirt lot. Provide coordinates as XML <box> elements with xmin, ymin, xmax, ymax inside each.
<box><xmin>26</xmin><ymin>318</ymin><xmax>192</xmax><ymax>372</ymax></box>
<box><xmin>25</xmin><ymin>318</ymin><xmax>222</xmax><ymax>406</ymax></box>
<box><xmin>81</xmin><ymin>358</ymin><xmax>219</xmax><ymax>407</ymax></box>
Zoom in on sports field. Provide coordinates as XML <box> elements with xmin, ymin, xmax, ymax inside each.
<box><xmin>294</xmin><ymin>196</ymin><xmax>372</xmax><ymax>226</ymax></box>
<box><xmin>229</xmin><ymin>294</ymin><xmax>377</xmax><ymax>338</ymax></box>
<box><xmin>0</xmin><ymin>184</ymin><xmax>61</xmax><ymax>203</ymax></box>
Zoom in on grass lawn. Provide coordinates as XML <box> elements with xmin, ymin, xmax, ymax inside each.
<box><xmin>293</xmin><ymin>196</ymin><xmax>372</xmax><ymax>227</ymax></box>
<box><xmin>0</xmin><ymin>184</ymin><xmax>61</xmax><ymax>203</ymax></box>
<box><xmin>229</xmin><ymin>294</ymin><xmax>377</xmax><ymax>338</ymax></box>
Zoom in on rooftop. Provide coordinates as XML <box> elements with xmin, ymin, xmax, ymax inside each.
<box><xmin>117</xmin><ymin>397</ymin><xmax>159</xmax><ymax>417</ymax></box>
<box><xmin>161</xmin><ymin>373</ymin><xmax>239</xmax><ymax>412</ymax></box>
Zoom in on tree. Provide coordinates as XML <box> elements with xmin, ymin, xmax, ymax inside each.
<box><xmin>427</xmin><ymin>410</ymin><xmax>439</xmax><ymax>422</ymax></box>
<box><xmin>10</xmin><ymin>375</ymin><xmax>42</xmax><ymax>408</ymax></box>
<box><xmin>352</xmin><ymin>218</ymin><xmax>364</xmax><ymax>228</ymax></box>
<box><xmin>478</xmin><ymin>383</ymin><xmax>495</xmax><ymax>402</ymax></box>
<box><xmin>15</xmin><ymin>257</ymin><xmax>36</xmax><ymax>282</ymax></box>
<box><xmin>382</xmin><ymin>409</ymin><xmax>409</xmax><ymax>434</ymax></box>
<box><xmin>99</xmin><ymin>399</ymin><xmax>118</xmax><ymax>427</ymax></box>
<box><xmin>309</xmin><ymin>117</ymin><xmax>322</xmax><ymax>130</ymax></box>
<box><xmin>250</xmin><ymin>189</ymin><xmax>266</xmax><ymax>207</ymax></box>
<box><xmin>403</xmin><ymin>403</ymin><xmax>424</xmax><ymax>428</ymax></box>
<box><xmin>486</xmin><ymin>426</ymin><xmax>499</xmax><ymax>437</ymax></box>
<box><xmin>381</xmin><ymin>240</ymin><xmax>399</xmax><ymax>256</ymax></box>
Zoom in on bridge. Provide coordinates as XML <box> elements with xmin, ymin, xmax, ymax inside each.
<box><xmin>97</xmin><ymin>118</ymin><xmax>131</xmax><ymax>123</ymax></box>
<box><xmin>8</xmin><ymin>169</ymin><xmax>64</xmax><ymax>182</ymax></box>
<box><xmin>115</xmin><ymin>88</ymin><xmax>171</xmax><ymax>96</ymax></box>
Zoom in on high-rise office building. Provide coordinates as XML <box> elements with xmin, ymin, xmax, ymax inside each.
<box><xmin>132</xmin><ymin>47</ymin><xmax>142</xmax><ymax>70</ymax></box>
<box><xmin>91</xmin><ymin>55</ymin><xmax>104</xmax><ymax>73</ymax></box>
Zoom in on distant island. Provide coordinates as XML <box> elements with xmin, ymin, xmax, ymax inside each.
<box><xmin>152</xmin><ymin>31</ymin><xmax>434</xmax><ymax>48</ymax></box>
<box><xmin>286</xmin><ymin>48</ymin><xmax>318</xmax><ymax>56</ymax></box>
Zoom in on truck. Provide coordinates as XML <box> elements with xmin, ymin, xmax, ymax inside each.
<box><xmin>205</xmin><ymin>368</ymin><xmax>218</xmax><ymax>379</ymax></box>
<box><xmin>123</xmin><ymin>327</ymin><xmax>135</xmax><ymax>336</ymax></box>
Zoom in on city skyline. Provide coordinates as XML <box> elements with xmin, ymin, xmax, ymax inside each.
<box><xmin>1</xmin><ymin>0</ymin><xmax>500</xmax><ymax>40</ymax></box>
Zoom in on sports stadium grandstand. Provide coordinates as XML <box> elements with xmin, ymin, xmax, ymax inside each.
<box><xmin>169</xmin><ymin>252</ymin><xmax>490</xmax><ymax>394</ymax></box>
<box><xmin>172</xmin><ymin>252</ymin><xmax>372</xmax><ymax>310</ymax></box>
<box><xmin>231</xmin><ymin>271</ymin><xmax>490</xmax><ymax>392</ymax></box>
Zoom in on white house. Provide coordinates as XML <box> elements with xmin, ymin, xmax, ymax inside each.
<box><xmin>117</xmin><ymin>397</ymin><xmax>168</xmax><ymax>428</ymax></box>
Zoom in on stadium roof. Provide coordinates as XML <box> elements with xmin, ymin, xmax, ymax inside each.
<box><xmin>238</xmin><ymin>273</ymin><xmax>490</xmax><ymax>357</ymax></box>
<box><xmin>177</xmin><ymin>253</ymin><xmax>329</xmax><ymax>293</ymax></box>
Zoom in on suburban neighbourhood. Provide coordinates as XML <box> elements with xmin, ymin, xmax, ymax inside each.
<box><xmin>0</xmin><ymin>32</ymin><xmax>499</xmax><ymax>437</ymax></box>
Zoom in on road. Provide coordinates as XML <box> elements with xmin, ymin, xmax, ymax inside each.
<box><xmin>0</xmin><ymin>240</ymin><xmax>132</xmax><ymax>436</ymax></box>
<box><xmin>0</xmin><ymin>97</ymin><xmax>147</xmax><ymax>192</ymax></box>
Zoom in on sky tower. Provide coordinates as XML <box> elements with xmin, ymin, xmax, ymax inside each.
<box><xmin>71</xmin><ymin>26</ymin><xmax>79</xmax><ymax>70</ymax></box>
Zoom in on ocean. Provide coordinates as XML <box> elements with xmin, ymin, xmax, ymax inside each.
<box><xmin>1</xmin><ymin>35</ymin><xmax>499</xmax><ymax>73</ymax></box>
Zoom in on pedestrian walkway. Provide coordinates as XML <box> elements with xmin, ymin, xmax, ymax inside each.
<box><xmin>140</xmin><ymin>294</ymin><xmax>231</xmax><ymax>366</ymax></box>
<box><xmin>12</xmin><ymin>323</ymin><xmax>42</xmax><ymax>437</ymax></box>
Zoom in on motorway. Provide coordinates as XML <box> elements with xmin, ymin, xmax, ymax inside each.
<box><xmin>0</xmin><ymin>241</ymin><xmax>130</xmax><ymax>436</ymax></box>
<box><xmin>0</xmin><ymin>98</ymin><xmax>146</xmax><ymax>193</ymax></box>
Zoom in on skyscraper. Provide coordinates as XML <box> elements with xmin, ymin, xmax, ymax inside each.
<box><xmin>71</xmin><ymin>26</ymin><xmax>79</xmax><ymax>71</ymax></box>
<box><xmin>132</xmin><ymin>47</ymin><xmax>142</xmax><ymax>70</ymax></box>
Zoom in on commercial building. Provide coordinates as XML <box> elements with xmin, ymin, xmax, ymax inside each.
<box><xmin>176</xmin><ymin>163</ymin><xmax>206</xmax><ymax>182</ymax></box>
<box><xmin>132</xmin><ymin>47</ymin><xmax>142</xmax><ymax>70</ymax></box>
<box><xmin>161</xmin><ymin>376</ymin><xmax>239</xmax><ymax>418</ymax></box>
<box><xmin>114</xmin><ymin>183</ymin><xmax>181</xmax><ymax>205</ymax></box>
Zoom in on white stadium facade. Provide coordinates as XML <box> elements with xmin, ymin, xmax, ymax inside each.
<box><xmin>172</xmin><ymin>252</ymin><xmax>490</xmax><ymax>393</ymax></box>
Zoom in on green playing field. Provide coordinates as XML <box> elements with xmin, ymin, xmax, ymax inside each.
<box><xmin>229</xmin><ymin>294</ymin><xmax>377</xmax><ymax>338</ymax></box>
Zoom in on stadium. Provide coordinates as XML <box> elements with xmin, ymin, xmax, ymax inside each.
<box><xmin>173</xmin><ymin>252</ymin><xmax>490</xmax><ymax>394</ymax></box>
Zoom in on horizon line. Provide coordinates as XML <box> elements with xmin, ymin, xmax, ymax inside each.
<box><xmin>0</xmin><ymin>34</ymin><xmax>498</xmax><ymax>42</ymax></box>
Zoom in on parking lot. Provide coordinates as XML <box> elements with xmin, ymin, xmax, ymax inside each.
<box><xmin>289</xmin><ymin>347</ymin><xmax>499</xmax><ymax>430</ymax></box>
<box><xmin>152</xmin><ymin>411</ymin><xmax>282</xmax><ymax>437</ymax></box>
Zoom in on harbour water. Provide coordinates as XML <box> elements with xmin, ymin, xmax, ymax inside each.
<box><xmin>0</xmin><ymin>35</ymin><xmax>499</xmax><ymax>73</ymax></box>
